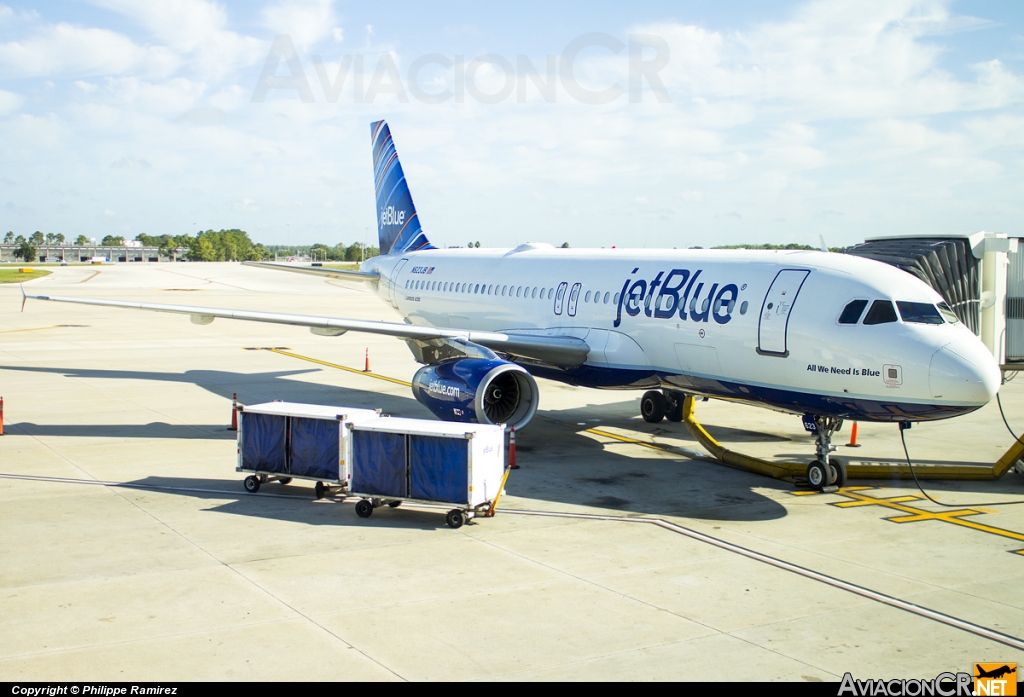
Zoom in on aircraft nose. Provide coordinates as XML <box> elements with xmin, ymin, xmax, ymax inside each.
<box><xmin>928</xmin><ymin>336</ymin><xmax>1001</xmax><ymax>405</ymax></box>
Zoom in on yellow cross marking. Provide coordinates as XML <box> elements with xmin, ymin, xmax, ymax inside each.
<box><xmin>805</xmin><ymin>487</ymin><xmax>1024</xmax><ymax>553</ymax></box>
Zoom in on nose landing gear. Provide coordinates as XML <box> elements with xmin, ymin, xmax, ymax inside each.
<box><xmin>807</xmin><ymin>416</ymin><xmax>847</xmax><ymax>491</ymax></box>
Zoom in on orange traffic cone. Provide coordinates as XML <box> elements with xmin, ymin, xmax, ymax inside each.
<box><xmin>508</xmin><ymin>424</ymin><xmax>519</xmax><ymax>469</ymax></box>
<box><xmin>0</xmin><ymin>396</ymin><xmax>5</xmax><ymax>436</ymax></box>
<box><xmin>364</xmin><ymin>348</ymin><xmax>371</xmax><ymax>372</ymax></box>
<box><xmin>846</xmin><ymin>421</ymin><xmax>860</xmax><ymax>447</ymax></box>
<box><xmin>229</xmin><ymin>392</ymin><xmax>238</xmax><ymax>431</ymax></box>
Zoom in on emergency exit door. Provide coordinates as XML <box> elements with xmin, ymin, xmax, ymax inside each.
<box><xmin>757</xmin><ymin>269</ymin><xmax>810</xmax><ymax>357</ymax></box>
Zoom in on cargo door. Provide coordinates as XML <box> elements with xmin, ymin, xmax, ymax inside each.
<box><xmin>288</xmin><ymin>417</ymin><xmax>340</xmax><ymax>480</ymax></box>
<box><xmin>757</xmin><ymin>269</ymin><xmax>810</xmax><ymax>357</ymax></box>
<box><xmin>389</xmin><ymin>258</ymin><xmax>409</xmax><ymax>308</ymax></box>
<box><xmin>409</xmin><ymin>435</ymin><xmax>469</xmax><ymax>504</ymax></box>
<box><xmin>351</xmin><ymin>430</ymin><xmax>408</xmax><ymax>497</ymax></box>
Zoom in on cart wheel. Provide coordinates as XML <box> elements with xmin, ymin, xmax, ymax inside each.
<box><xmin>446</xmin><ymin>509</ymin><xmax>465</xmax><ymax>529</ymax></box>
<box><xmin>315</xmin><ymin>481</ymin><xmax>326</xmax><ymax>500</ymax></box>
<box><xmin>355</xmin><ymin>500</ymin><xmax>374</xmax><ymax>518</ymax></box>
<box><xmin>278</xmin><ymin>477</ymin><xmax>292</xmax><ymax>485</ymax></box>
<box><xmin>387</xmin><ymin>500</ymin><xmax>402</xmax><ymax>508</ymax></box>
<box><xmin>243</xmin><ymin>476</ymin><xmax>260</xmax><ymax>493</ymax></box>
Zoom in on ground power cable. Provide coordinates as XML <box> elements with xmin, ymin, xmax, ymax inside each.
<box><xmin>900</xmin><ymin>419</ymin><xmax>1024</xmax><ymax>509</ymax></box>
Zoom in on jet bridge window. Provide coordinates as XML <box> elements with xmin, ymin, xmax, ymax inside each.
<box><xmin>838</xmin><ymin>299</ymin><xmax>868</xmax><ymax>324</ymax></box>
<box><xmin>863</xmin><ymin>300</ymin><xmax>898</xmax><ymax>325</ymax></box>
<box><xmin>897</xmin><ymin>301</ymin><xmax>944</xmax><ymax>325</ymax></box>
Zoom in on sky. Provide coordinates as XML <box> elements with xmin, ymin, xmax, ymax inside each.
<box><xmin>0</xmin><ymin>0</ymin><xmax>1021</xmax><ymax>249</ymax></box>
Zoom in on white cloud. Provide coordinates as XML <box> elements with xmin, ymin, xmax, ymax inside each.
<box><xmin>0</xmin><ymin>88</ymin><xmax>22</xmax><ymax>114</ymax></box>
<box><xmin>0</xmin><ymin>23</ymin><xmax>178</xmax><ymax>78</ymax></box>
<box><xmin>261</xmin><ymin>0</ymin><xmax>337</xmax><ymax>50</ymax></box>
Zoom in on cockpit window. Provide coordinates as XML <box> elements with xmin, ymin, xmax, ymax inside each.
<box><xmin>838</xmin><ymin>299</ymin><xmax>868</xmax><ymax>324</ymax></box>
<box><xmin>937</xmin><ymin>301</ymin><xmax>959</xmax><ymax>324</ymax></box>
<box><xmin>863</xmin><ymin>300</ymin><xmax>898</xmax><ymax>325</ymax></box>
<box><xmin>896</xmin><ymin>301</ymin><xmax>944</xmax><ymax>325</ymax></box>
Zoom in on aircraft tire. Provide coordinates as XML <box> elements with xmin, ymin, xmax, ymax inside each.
<box><xmin>830</xmin><ymin>458</ymin><xmax>848</xmax><ymax>488</ymax></box>
<box><xmin>806</xmin><ymin>461</ymin><xmax>828</xmax><ymax>490</ymax></box>
<box><xmin>641</xmin><ymin>391</ymin><xmax>667</xmax><ymax>423</ymax></box>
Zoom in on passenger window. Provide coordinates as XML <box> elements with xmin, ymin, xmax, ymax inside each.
<box><xmin>531</xmin><ymin>287</ymin><xmax>538</xmax><ymax>299</ymax></box>
<box><xmin>838</xmin><ymin>299</ymin><xmax>868</xmax><ymax>324</ymax></box>
<box><xmin>897</xmin><ymin>301</ymin><xmax>944</xmax><ymax>325</ymax></box>
<box><xmin>613</xmin><ymin>293</ymin><xmax>620</xmax><ymax>304</ymax></box>
<box><xmin>516</xmin><ymin>287</ymin><xmax>522</xmax><ymax>297</ymax></box>
<box><xmin>584</xmin><ymin>291</ymin><xmax>591</xmax><ymax>302</ymax></box>
<box><xmin>603</xmin><ymin>292</ymin><xmax>610</xmax><ymax>304</ymax></box>
<box><xmin>863</xmin><ymin>300</ymin><xmax>898</xmax><ymax>325</ymax></box>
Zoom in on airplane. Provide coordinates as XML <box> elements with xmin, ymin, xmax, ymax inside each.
<box><xmin>975</xmin><ymin>665</ymin><xmax>1016</xmax><ymax>680</ymax></box>
<box><xmin>23</xmin><ymin>119</ymin><xmax>1002</xmax><ymax>491</ymax></box>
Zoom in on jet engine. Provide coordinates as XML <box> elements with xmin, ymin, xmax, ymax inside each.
<box><xmin>411</xmin><ymin>358</ymin><xmax>539</xmax><ymax>429</ymax></box>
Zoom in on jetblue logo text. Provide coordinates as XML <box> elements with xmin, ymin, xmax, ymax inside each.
<box><xmin>428</xmin><ymin>381</ymin><xmax>460</xmax><ymax>398</ymax></box>
<box><xmin>379</xmin><ymin>205</ymin><xmax>406</xmax><ymax>228</ymax></box>
<box><xmin>614</xmin><ymin>268</ymin><xmax>740</xmax><ymax>328</ymax></box>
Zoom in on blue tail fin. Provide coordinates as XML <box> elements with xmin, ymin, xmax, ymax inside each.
<box><xmin>371</xmin><ymin>120</ymin><xmax>434</xmax><ymax>255</ymax></box>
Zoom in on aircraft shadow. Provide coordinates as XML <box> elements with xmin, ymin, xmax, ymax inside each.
<box><xmin>1</xmin><ymin>362</ymin><xmax>790</xmax><ymax>522</ymax></box>
<box><xmin>9</xmin><ymin>422</ymin><xmax>237</xmax><ymax>440</ymax></box>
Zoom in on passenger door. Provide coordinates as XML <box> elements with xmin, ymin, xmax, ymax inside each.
<box><xmin>389</xmin><ymin>259</ymin><xmax>409</xmax><ymax>308</ymax></box>
<box><xmin>757</xmin><ymin>269</ymin><xmax>810</xmax><ymax>357</ymax></box>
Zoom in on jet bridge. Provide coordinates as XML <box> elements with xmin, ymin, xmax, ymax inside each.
<box><xmin>844</xmin><ymin>232</ymin><xmax>1021</xmax><ymax>368</ymax></box>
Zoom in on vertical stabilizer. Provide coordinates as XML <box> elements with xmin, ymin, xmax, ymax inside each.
<box><xmin>371</xmin><ymin>120</ymin><xmax>434</xmax><ymax>255</ymax></box>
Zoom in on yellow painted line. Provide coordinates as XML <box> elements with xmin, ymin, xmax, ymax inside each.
<box><xmin>0</xmin><ymin>325</ymin><xmax>81</xmax><ymax>335</ymax></box>
<box><xmin>265</xmin><ymin>348</ymin><xmax>412</xmax><ymax>387</ymax></box>
<box><xmin>807</xmin><ymin>487</ymin><xmax>1024</xmax><ymax>552</ymax></box>
<box><xmin>78</xmin><ymin>271</ymin><xmax>100</xmax><ymax>284</ymax></box>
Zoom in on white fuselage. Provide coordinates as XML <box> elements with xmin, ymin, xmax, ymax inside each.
<box><xmin>360</xmin><ymin>245</ymin><xmax>1000</xmax><ymax>422</ymax></box>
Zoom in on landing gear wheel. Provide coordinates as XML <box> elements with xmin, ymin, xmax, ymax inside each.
<box><xmin>806</xmin><ymin>461</ymin><xmax>828</xmax><ymax>491</ymax></box>
<box><xmin>243</xmin><ymin>476</ymin><xmax>260</xmax><ymax>493</ymax></box>
<box><xmin>641</xmin><ymin>391</ymin><xmax>667</xmax><ymax>423</ymax></box>
<box><xmin>446</xmin><ymin>509</ymin><xmax>465</xmax><ymax>529</ymax></box>
<box><xmin>314</xmin><ymin>481</ymin><xmax>326</xmax><ymax>500</ymax></box>
<box><xmin>829</xmin><ymin>457</ymin><xmax>848</xmax><ymax>489</ymax></box>
<box><xmin>387</xmin><ymin>500</ymin><xmax>402</xmax><ymax>508</ymax></box>
<box><xmin>666</xmin><ymin>393</ymin><xmax>685</xmax><ymax>423</ymax></box>
<box><xmin>278</xmin><ymin>477</ymin><xmax>292</xmax><ymax>485</ymax></box>
<box><xmin>355</xmin><ymin>499</ymin><xmax>373</xmax><ymax>518</ymax></box>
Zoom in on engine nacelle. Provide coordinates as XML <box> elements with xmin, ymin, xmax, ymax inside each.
<box><xmin>411</xmin><ymin>358</ymin><xmax>539</xmax><ymax>429</ymax></box>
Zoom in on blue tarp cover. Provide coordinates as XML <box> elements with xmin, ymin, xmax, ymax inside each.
<box><xmin>351</xmin><ymin>430</ymin><xmax>407</xmax><ymax>497</ymax></box>
<box><xmin>241</xmin><ymin>412</ymin><xmax>287</xmax><ymax>473</ymax></box>
<box><xmin>289</xmin><ymin>417</ymin><xmax>340</xmax><ymax>480</ymax></box>
<box><xmin>409</xmin><ymin>435</ymin><xmax>468</xmax><ymax>504</ymax></box>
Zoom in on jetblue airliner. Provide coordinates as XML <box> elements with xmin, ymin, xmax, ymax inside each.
<box><xmin>25</xmin><ymin>120</ymin><xmax>1001</xmax><ymax>490</ymax></box>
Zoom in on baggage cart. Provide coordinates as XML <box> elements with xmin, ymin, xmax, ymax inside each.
<box><xmin>237</xmin><ymin>402</ymin><xmax>380</xmax><ymax>498</ymax></box>
<box><xmin>346</xmin><ymin>418</ymin><xmax>506</xmax><ymax>528</ymax></box>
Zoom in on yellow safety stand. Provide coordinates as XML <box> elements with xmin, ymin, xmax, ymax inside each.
<box><xmin>681</xmin><ymin>395</ymin><xmax>1024</xmax><ymax>482</ymax></box>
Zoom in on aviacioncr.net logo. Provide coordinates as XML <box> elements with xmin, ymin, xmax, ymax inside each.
<box><xmin>838</xmin><ymin>672</ymin><xmax>974</xmax><ymax>697</ymax></box>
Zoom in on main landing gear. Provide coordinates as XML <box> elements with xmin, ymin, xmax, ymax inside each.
<box><xmin>806</xmin><ymin>416</ymin><xmax>847</xmax><ymax>491</ymax></box>
<box><xmin>640</xmin><ymin>389</ymin><xmax>686</xmax><ymax>424</ymax></box>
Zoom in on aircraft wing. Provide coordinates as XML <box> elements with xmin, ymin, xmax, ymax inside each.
<box><xmin>22</xmin><ymin>290</ymin><xmax>589</xmax><ymax>367</ymax></box>
<box><xmin>241</xmin><ymin>261</ymin><xmax>380</xmax><ymax>282</ymax></box>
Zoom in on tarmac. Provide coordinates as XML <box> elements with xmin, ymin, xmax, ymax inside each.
<box><xmin>1</xmin><ymin>261</ymin><xmax>1023</xmax><ymax>682</ymax></box>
